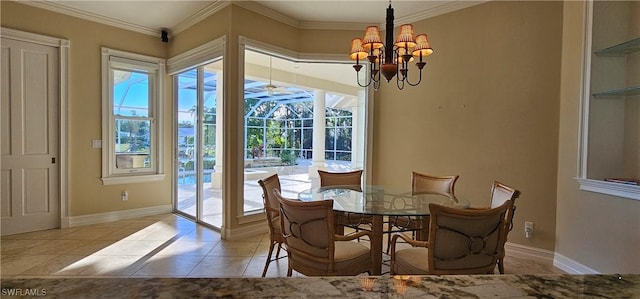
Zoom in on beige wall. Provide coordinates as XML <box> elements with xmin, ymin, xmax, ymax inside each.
<box><xmin>556</xmin><ymin>1</ymin><xmax>640</xmax><ymax>273</ymax></box>
<box><xmin>3</xmin><ymin>0</ymin><xmax>639</xmax><ymax>273</ymax></box>
<box><xmin>1</xmin><ymin>1</ymin><xmax>172</xmax><ymax>216</ymax></box>
<box><xmin>373</xmin><ymin>1</ymin><xmax>563</xmax><ymax>251</ymax></box>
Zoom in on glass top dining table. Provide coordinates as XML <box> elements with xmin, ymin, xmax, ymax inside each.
<box><xmin>298</xmin><ymin>185</ymin><xmax>469</xmax><ymax>216</ymax></box>
<box><xmin>298</xmin><ymin>185</ymin><xmax>470</xmax><ymax>275</ymax></box>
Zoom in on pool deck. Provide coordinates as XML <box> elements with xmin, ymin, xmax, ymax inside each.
<box><xmin>176</xmin><ymin>159</ymin><xmax>355</xmax><ymax>228</ymax></box>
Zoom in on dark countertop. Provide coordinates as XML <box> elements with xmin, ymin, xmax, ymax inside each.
<box><xmin>1</xmin><ymin>274</ymin><xmax>639</xmax><ymax>298</ymax></box>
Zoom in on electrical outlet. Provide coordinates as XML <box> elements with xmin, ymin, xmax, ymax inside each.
<box><xmin>121</xmin><ymin>190</ymin><xmax>128</xmax><ymax>201</ymax></box>
<box><xmin>524</xmin><ymin>221</ymin><xmax>534</xmax><ymax>238</ymax></box>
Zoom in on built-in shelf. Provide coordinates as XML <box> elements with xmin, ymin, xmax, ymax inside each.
<box><xmin>594</xmin><ymin>37</ymin><xmax>640</xmax><ymax>56</ymax></box>
<box><xmin>577</xmin><ymin>178</ymin><xmax>640</xmax><ymax>200</ymax></box>
<box><xmin>593</xmin><ymin>86</ymin><xmax>640</xmax><ymax>98</ymax></box>
<box><xmin>578</xmin><ymin>3</ymin><xmax>640</xmax><ymax>202</ymax></box>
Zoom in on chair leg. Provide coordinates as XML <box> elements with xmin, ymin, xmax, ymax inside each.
<box><xmin>287</xmin><ymin>265</ymin><xmax>293</xmax><ymax>277</ymax></box>
<box><xmin>261</xmin><ymin>241</ymin><xmax>276</xmax><ymax>277</ymax></box>
<box><xmin>498</xmin><ymin>258</ymin><xmax>505</xmax><ymax>274</ymax></box>
<box><xmin>275</xmin><ymin>243</ymin><xmax>282</xmax><ymax>259</ymax></box>
<box><xmin>335</xmin><ymin>222</ymin><xmax>345</xmax><ymax>235</ymax></box>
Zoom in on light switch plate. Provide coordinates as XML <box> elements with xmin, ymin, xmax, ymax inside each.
<box><xmin>92</xmin><ymin>139</ymin><xmax>102</xmax><ymax>148</ymax></box>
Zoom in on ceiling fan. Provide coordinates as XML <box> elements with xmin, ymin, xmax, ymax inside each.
<box><xmin>264</xmin><ymin>57</ymin><xmax>293</xmax><ymax>96</ymax></box>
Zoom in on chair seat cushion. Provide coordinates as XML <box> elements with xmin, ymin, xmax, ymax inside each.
<box><xmin>394</xmin><ymin>247</ymin><xmax>430</xmax><ymax>275</ymax></box>
<box><xmin>290</xmin><ymin>240</ymin><xmax>370</xmax><ymax>276</ymax></box>
<box><xmin>334</xmin><ymin>240</ymin><xmax>370</xmax><ymax>262</ymax></box>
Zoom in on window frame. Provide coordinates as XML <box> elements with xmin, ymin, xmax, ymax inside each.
<box><xmin>101</xmin><ymin>47</ymin><xmax>165</xmax><ymax>185</ymax></box>
<box><xmin>239</xmin><ymin>36</ymin><xmax>372</xmax><ymax>223</ymax></box>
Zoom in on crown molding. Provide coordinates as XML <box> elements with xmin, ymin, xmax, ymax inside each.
<box><xmin>245</xmin><ymin>1</ymin><xmax>487</xmax><ymax>31</ymax></box>
<box><xmin>234</xmin><ymin>1</ymin><xmax>301</xmax><ymax>29</ymax></box>
<box><xmin>298</xmin><ymin>21</ymin><xmax>370</xmax><ymax>31</ymax></box>
<box><xmin>18</xmin><ymin>0</ymin><xmax>160</xmax><ymax>36</ymax></box>
<box><xmin>396</xmin><ymin>1</ymin><xmax>487</xmax><ymax>25</ymax></box>
<box><xmin>16</xmin><ymin>0</ymin><xmax>488</xmax><ymax>37</ymax></box>
<box><xmin>171</xmin><ymin>1</ymin><xmax>232</xmax><ymax>35</ymax></box>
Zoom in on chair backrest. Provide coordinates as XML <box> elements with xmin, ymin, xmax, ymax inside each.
<box><xmin>317</xmin><ymin>170</ymin><xmax>363</xmax><ymax>191</ymax></box>
<box><xmin>273</xmin><ymin>189</ymin><xmax>337</xmax><ymax>272</ymax></box>
<box><xmin>489</xmin><ymin>181</ymin><xmax>520</xmax><ymax>232</ymax></box>
<box><xmin>411</xmin><ymin>171</ymin><xmax>459</xmax><ymax>196</ymax></box>
<box><xmin>258</xmin><ymin>174</ymin><xmax>282</xmax><ymax>237</ymax></box>
<box><xmin>427</xmin><ymin>201</ymin><xmax>511</xmax><ymax>274</ymax></box>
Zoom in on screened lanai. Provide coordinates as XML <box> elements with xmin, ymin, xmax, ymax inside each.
<box><xmin>244</xmin><ymin>81</ymin><xmax>357</xmax><ymax>164</ymax></box>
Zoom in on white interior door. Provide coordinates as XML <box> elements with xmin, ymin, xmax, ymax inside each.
<box><xmin>1</xmin><ymin>37</ymin><xmax>59</xmax><ymax>235</ymax></box>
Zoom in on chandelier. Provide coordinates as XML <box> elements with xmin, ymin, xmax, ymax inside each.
<box><xmin>349</xmin><ymin>1</ymin><xmax>433</xmax><ymax>90</ymax></box>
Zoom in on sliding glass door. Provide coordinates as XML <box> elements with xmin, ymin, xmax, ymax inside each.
<box><xmin>175</xmin><ymin>60</ymin><xmax>223</xmax><ymax>228</ymax></box>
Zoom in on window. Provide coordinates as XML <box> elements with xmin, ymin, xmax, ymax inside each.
<box><xmin>325</xmin><ymin>108</ymin><xmax>353</xmax><ymax>161</ymax></box>
<box><xmin>240</xmin><ymin>39</ymin><xmax>367</xmax><ymax>219</ymax></box>
<box><xmin>101</xmin><ymin>47</ymin><xmax>165</xmax><ymax>185</ymax></box>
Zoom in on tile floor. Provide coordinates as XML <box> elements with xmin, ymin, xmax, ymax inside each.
<box><xmin>0</xmin><ymin>213</ymin><xmax>564</xmax><ymax>278</ymax></box>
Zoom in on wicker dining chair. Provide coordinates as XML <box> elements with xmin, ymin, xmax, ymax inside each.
<box><xmin>273</xmin><ymin>189</ymin><xmax>374</xmax><ymax>276</ymax></box>
<box><xmin>257</xmin><ymin>174</ymin><xmax>287</xmax><ymax>277</ymax></box>
<box><xmin>489</xmin><ymin>181</ymin><xmax>521</xmax><ymax>274</ymax></box>
<box><xmin>386</xmin><ymin>172</ymin><xmax>459</xmax><ymax>253</ymax></box>
<box><xmin>317</xmin><ymin>169</ymin><xmax>363</xmax><ymax>191</ymax></box>
<box><xmin>389</xmin><ymin>201</ymin><xmax>512</xmax><ymax>275</ymax></box>
<box><xmin>317</xmin><ymin>170</ymin><xmax>372</xmax><ymax>235</ymax></box>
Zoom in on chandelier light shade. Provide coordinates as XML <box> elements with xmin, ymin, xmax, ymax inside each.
<box><xmin>349</xmin><ymin>38</ymin><xmax>367</xmax><ymax>73</ymax></box>
<box><xmin>349</xmin><ymin>1</ymin><xmax>433</xmax><ymax>90</ymax></box>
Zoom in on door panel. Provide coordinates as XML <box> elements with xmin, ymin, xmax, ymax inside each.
<box><xmin>1</xmin><ymin>37</ymin><xmax>59</xmax><ymax>235</ymax></box>
<box><xmin>174</xmin><ymin>62</ymin><xmax>223</xmax><ymax>229</ymax></box>
<box><xmin>23</xmin><ymin>50</ymin><xmax>50</xmax><ymax>155</ymax></box>
<box><xmin>24</xmin><ymin>169</ymin><xmax>49</xmax><ymax>214</ymax></box>
<box><xmin>175</xmin><ymin>69</ymin><xmax>198</xmax><ymax>219</ymax></box>
<box><xmin>1</xmin><ymin>170</ymin><xmax>11</xmax><ymax>217</ymax></box>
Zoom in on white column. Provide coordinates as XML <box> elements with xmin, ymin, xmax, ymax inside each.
<box><xmin>350</xmin><ymin>105</ymin><xmax>359</xmax><ymax>169</ymax></box>
<box><xmin>211</xmin><ymin>71</ymin><xmax>224</xmax><ymax>188</ymax></box>
<box><xmin>308</xmin><ymin>89</ymin><xmax>326</xmax><ymax>178</ymax></box>
<box><xmin>352</xmin><ymin>90</ymin><xmax>366</xmax><ymax>169</ymax></box>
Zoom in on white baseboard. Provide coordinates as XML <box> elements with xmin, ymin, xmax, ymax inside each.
<box><xmin>222</xmin><ymin>221</ymin><xmax>269</xmax><ymax>241</ymax></box>
<box><xmin>505</xmin><ymin>242</ymin><xmax>600</xmax><ymax>274</ymax></box>
<box><xmin>553</xmin><ymin>252</ymin><xmax>599</xmax><ymax>274</ymax></box>
<box><xmin>505</xmin><ymin>242</ymin><xmax>555</xmax><ymax>263</ymax></box>
<box><xmin>64</xmin><ymin>205</ymin><xmax>172</xmax><ymax>227</ymax></box>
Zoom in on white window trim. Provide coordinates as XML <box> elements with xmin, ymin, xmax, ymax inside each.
<box><xmin>238</xmin><ymin>36</ymin><xmax>373</xmax><ymax>223</ymax></box>
<box><xmin>101</xmin><ymin>47</ymin><xmax>165</xmax><ymax>185</ymax></box>
<box><xmin>575</xmin><ymin>2</ymin><xmax>640</xmax><ymax>201</ymax></box>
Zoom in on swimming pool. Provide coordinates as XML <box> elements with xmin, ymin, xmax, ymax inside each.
<box><xmin>179</xmin><ymin>173</ymin><xmax>212</xmax><ymax>185</ymax></box>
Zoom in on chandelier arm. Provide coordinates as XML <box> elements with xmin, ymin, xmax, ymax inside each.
<box><xmin>355</xmin><ymin>67</ymin><xmax>373</xmax><ymax>88</ymax></box>
<box><xmin>404</xmin><ymin>67</ymin><xmax>424</xmax><ymax>87</ymax></box>
<box><xmin>371</xmin><ymin>59</ymin><xmax>382</xmax><ymax>84</ymax></box>
<box><xmin>396</xmin><ymin>72</ymin><xmax>406</xmax><ymax>90</ymax></box>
